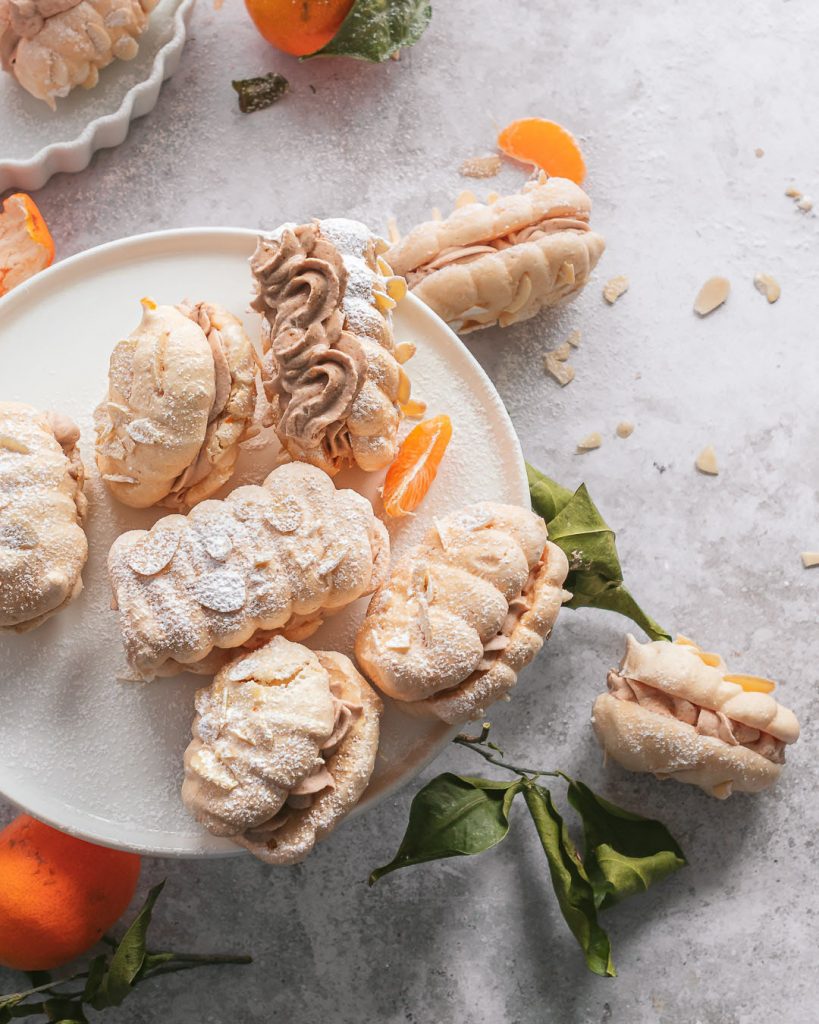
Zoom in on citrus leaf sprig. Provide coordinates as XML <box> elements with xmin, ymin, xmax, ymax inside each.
<box><xmin>0</xmin><ymin>882</ymin><xmax>250</xmax><ymax>1022</ymax></box>
<box><xmin>526</xmin><ymin>462</ymin><xmax>672</xmax><ymax>642</ymax></box>
<box><xmin>369</xmin><ymin>725</ymin><xmax>686</xmax><ymax>977</ymax></box>
<box><xmin>308</xmin><ymin>0</ymin><xmax>432</xmax><ymax>62</ymax></box>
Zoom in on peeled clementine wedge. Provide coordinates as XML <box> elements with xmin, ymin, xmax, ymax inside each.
<box><xmin>382</xmin><ymin>414</ymin><xmax>452</xmax><ymax>518</ymax></box>
<box><xmin>0</xmin><ymin>193</ymin><xmax>55</xmax><ymax>298</ymax></box>
<box><xmin>497</xmin><ymin>118</ymin><xmax>586</xmax><ymax>184</ymax></box>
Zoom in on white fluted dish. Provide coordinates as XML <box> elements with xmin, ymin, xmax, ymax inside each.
<box><xmin>0</xmin><ymin>0</ymin><xmax>195</xmax><ymax>193</ymax></box>
<box><xmin>0</xmin><ymin>228</ymin><xmax>529</xmax><ymax>857</ymax></box>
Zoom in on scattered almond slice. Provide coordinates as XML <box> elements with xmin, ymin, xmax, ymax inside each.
<box><xmin>797</xmin><ymin>196</ymin><xmax>813</xmax><ymax>212</ymax></box>
<box><xmin>675</xmin><ymin>634</ymin><xmax>699</xmax><ymax>648</ymax></box>
<box><xmin>696</xmin><ymin>650</ymin><xmax>722</xmax><ymax>667</ymax></box>
<box><xmin>785</xmin><ymin>186</ymin><xmax>802</xmax><ymax>199</ymax></box>
<box><xmin>455</xmin><ymin>191</ymin><xmax>477</xmax><ymax>209</ymax></box>
<box><xmin>694</xmin><ymin>277</ymin><xmax>730</xmax><ymax>316</ymax></box>
<box><xmin>565</xmin><ymin>328</ymin><xmax>581</xmax><ymax>348</ymax></box>
<box><xmin>557</xmin><ymin>261</ymin><xmax>576</xmax><ymax>285</ymax></box>
<box><xmin>616</xmin><ymin>420</ymin><xmax>634</xmax><ymax>439</ymax></box>
<box><xmin>401</xmin><ymin>398</ymin><xmax>427</xmax><ymax>419</ymax></box>
<box><xmin>386</xmin><ymin>217</ymin><xmax>400</xmax><ymax>244</ymax></box>
<box><xmin>544</xmin><ymin>347</ymin><xmax>575</xmax><ymax>386</ymax></box>
<box><xmin>603</xmin><ymin>275</ymin><xmax>629</xmax><ymax>304</ymax></box>
<box><xmin>459</xmin><ymin>155</ymin><xmax>502</xmax><ymax>179</ymax></box>
<box><xmin>754</xmin><ymin>273</ymin><xmax>781</xmax><ymax>303</ymax></box>
<box><xmin>695</xmin><ymin>444</ymin><xmax>719</xmax><ymax>475</ymax></box>
<box><xmin>486</xmin><ymin>191</ymin><xmax>500</xmax><ymax>203</ymax></box>
<box><xmin>800</xmin><ymin>551</ymin><xmax>819</xmax><ymax>568</ymax></box>
<box><xmin>577</xmin><ymin>431</ymin><xmax>602</xmax><ymax>452</ymax></box>
<box><xmin>394</xmin><ymin>341</ymin><xmax>416</xmax><ymax>364</ymax></box>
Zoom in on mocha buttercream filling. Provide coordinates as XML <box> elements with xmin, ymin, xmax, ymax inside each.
<box><xmin>406</xmin><ymin>214</ymin><xmax>592</xmax><ymax>287</ymax></box>
<box><xmin>243</xmin><ymin>681</ymin><xmax>363</xmax><ymax>841</ymax></box>
<box><xmin>250</xmin><ymin>224</ymin><xmax>367</xmax><ymax>464</ymax></box>
<box><xmin>608</xmin><ymin>674</ymin><xmax>786</xmax><ymax>764</ymax></box>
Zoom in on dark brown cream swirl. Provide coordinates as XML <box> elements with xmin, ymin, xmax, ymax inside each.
<box><xmin>251</xmin><ymin>224</ymin><xmax>367</xmax><ymax>461</ymax></box>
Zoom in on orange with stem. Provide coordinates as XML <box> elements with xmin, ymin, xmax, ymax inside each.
<box><xmin>243</xmin><ymin>0</ymin><xmax>354</xmax><ymax>56</ymax></box>
<box><xmin>382</xmin><ymin>414</ymin><xmax>452</xmax><ymax>518</ymax></box>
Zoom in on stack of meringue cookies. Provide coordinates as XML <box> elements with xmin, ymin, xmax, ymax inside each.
<box><xmin>0</xmin><ymin>189</ymin><xmax>800</xmax><ymax>866</ymax></box>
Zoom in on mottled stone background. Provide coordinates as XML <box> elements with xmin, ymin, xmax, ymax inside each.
<box><xmin>2</xmin><ymin>0</ymin><xmax>818</xmax><ymax>1020</ymax></box>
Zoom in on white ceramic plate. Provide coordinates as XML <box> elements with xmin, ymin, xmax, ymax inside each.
<box><xmin>0</xmin><ymin>0</ymin><xmax>194</xmax><ymax>193</ymax></box>
<box><xmin>0</xmin><ymin>227</ymin><xmax>528</xmax><ymax>856</ymax></box>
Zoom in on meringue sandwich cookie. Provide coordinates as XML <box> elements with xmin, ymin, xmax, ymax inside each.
<box><xmin>95</xmin><ymin>299</ymin><xmax>257</xmax><ymax>510</ymax></box>
<box><xmin>592</xmin><ymin>635</ymin><xmax>800</xmax><ymax>799</ymax></box>
<box><xmin>250</xmin><ymin>217</ymin><xmax>411</xmax><ymax>475</ymax></box>
<box><xmin>182</xmin><ymin>636</ymin><xmax>382</xmax><ymax>864</ymax></box>
<box><xmin>355</xmin><ymin>503</ymin><xmax>570</xmax><ymax>724</ymax></box>
<box><xmin>0</xmin><ymin>402</ymin><xmax>88</xmax><ymax>632</ymax></box>
<box><xmin>108</xmin><ymin>462</ymin><xmax>390</xmax><ymax>680</ymax></box>
<box><xmin>385</xmin><ymin>176</ymin><xmax>605</xmax><ymax>334</ymax></box>
<box><xmin>0</xmin><ymin>0</ymin><xmax>158</xmax><ymax>109</ymax></box>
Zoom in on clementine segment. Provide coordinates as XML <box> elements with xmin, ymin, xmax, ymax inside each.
<box><xmin>0</xmin><ymin>815</ymin><xmax>141</xmax><ymax>970</ymax></box>
<box><xmin>497</xmin><ymin>118</ymin><xmax>587</xmax><ymax>184</ymax></box>
<box><xmin>243</xmin><ymin>0</ymin><xmax>354</xmax><ymax>56</ymax></box>
<box><xmin>382</xmin><ymin>414</ymin><xmax>452</xmax><ymax>518</ymax></box>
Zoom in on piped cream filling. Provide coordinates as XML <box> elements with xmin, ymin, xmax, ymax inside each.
<box><xmin>406</xmin><ymin>215</ymin><xmax>591</xmax><ymax>287</ymax></box>
<box><xmin>608</xmin><ymin>674</ymin><xmax>786</xmax><ymax>764</ymax></box>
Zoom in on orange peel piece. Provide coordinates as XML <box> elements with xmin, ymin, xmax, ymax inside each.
<box><xmin>0</xmin><ymin>193</ymin><xmax>55</xmax><ymax>298</ymax></box>
<box><xmin>382</xmin><ymin>414</ymin><xmax>452</xmax><ymax>518</ymax></box>
<box><xmin>497</xmin><ymin>118</ymin><xmax>586</xmax><ymax>184</ymax></box>
<box><xmin>723</xmin><ymin>673</ymin><xmax>776</xmax><ymax>694</ymax></box>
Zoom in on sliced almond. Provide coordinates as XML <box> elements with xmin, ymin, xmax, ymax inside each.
<box><xmin>785</xmin><ymin>186</ymin><xmax>802</xmax><ymax>199</ymax></box>
<box><xmin>0</xmin><ymin>434</ymin><xmax>30</xmax><ymax>454</ymax></box>
<box><xmin>566</xmin><ymin>329</ymin><xmax>581</xmax><ymax>348</ymax></box>
<box><xmin>558</xmin><ymin>261</ymin><xmax>576</xmax><ymax>285</ymax></box>
<box><xmin>694</xmin><ymin>277</ymin><xmax>730</xmax><ymax>316</ymax></box>
<box><xmin>753</xmin><ymin>273</ymin><xmax>781</xmax><ymax>303</ymax></box>
<box><xmin>603</xmin><ymin>275</ymin><xmax>629</xmax><ymax>304</ymax></box>
<box><xmin>128</xmin><ymin>529</ymin><xmax>180</xmax><ymax>576</ymax></box>
<box><xmin>386</xmin><ymin>216</ymin><xmax>400</xmax><ymax>244</ymax></box>
<box><xmin>800</xmin><ymin>551</ymin><xmax>819</xmax><ymax>568</ymax></box>
<box><xmin>194</xmin><ymin>570</ymin><xmax>247</xmax><ymax>613</ymax></box>
<box><xmin>455</xmin><ymin>191</ymin><xmax>477</xmax><ymax>209</ymax></box>
<box><xmin>577</xmin><ymin>432</ymin><xmax>602</xmax><ymax>452</ymax></box>
<box><xmin>459</xmin><ymin>155</ymin><xmax>502</xmax><ymax>179</ymax></box>
<box><xmin>797</xmin><ymin>196</ymin><xmax>813</xmax><ymax>212</ymax></box>
<box><xmin>616</xmin><ymin>420</ymin><xmax>634</xmax><ymax>439</ymax></box>
<box><xmin>401</xmin><ymin>398</ymin><xmax>427</xmax><ymax>419</ymax></box>
<box><xmin>394</xmin><ymin>341</ymin><xmax>416</xmax><ymax>364</ymax></box>
<box><xmin>544</xmin><ymin>351</ymin><xmax>575</xmax><ymax>386</ymax></box>
<box><xmin>695</xmin><ymin>444</ymin><xmax>719</xmax><ymax>475</ymax></box>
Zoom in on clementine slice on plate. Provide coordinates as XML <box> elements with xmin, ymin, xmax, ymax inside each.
<box><xmin>383</xmin><ymin>414</ymin><xmax>452</xmax><ymax>518</ymax></box>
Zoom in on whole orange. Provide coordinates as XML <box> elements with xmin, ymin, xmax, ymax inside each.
<box><xmin>0</xmin><ymin>815</ymin><xmax>141</xmax><ymax>971</ymax></box>
<box><xmin>244</xmin><ymin>0</ymin><xmax>354</xmax><ymax>56</ymax></box>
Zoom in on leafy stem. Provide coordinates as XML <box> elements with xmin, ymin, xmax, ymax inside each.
<box><xmin>370</xmin><ymin>725</ymin><xmax>686</xmax><ymax>977</ymax></box>
<box><xmin>453</xmin><ymin>723</ymin><xmax>558</xmax><ymax>780</ymax></box>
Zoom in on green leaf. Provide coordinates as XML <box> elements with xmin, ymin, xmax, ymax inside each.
<box><xmin>308</xmin><ymin>0</ymin><xmax>432</xmax><ymax>62</ymax></box>
<box><xmin>526</xmin><ymin>463</ymin><xmax>671</xmax><ymax>642</ymax></box>
<box><xmin>522</xmin><ymin>783</ymin><xmax>615</xmax><ymax>977</ymax></box>
<box><xmin>369</xmin><ymin>773</ymin><xmax>521</xmax><ymax>883</ymax></box>
<box><xmin>43</xmin><ymin>996</ymin><xmax>87</xmax><ymax>1023</ymax></box>
<box><xmin>90</xmin><ymin>882</ymin><xmax>165</xmax><ymax>1009</ymax></box>
<box><xmin>81</xmin><ymin>956</ymin><xmax>107</xmax><ymax>1003</ymax></box>
<box><xmin>231</xmin><ymin>73</ymin><xmax>289</xmax><ymax>114</ymax></box>
<box><xmin>566</xmin><ymin>779</ymin><xmax>687</xmax><ymax>909</ymax></box>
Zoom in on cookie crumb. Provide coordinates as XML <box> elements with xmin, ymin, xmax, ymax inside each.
<box><xmin>616</xmin><ymin>421</ymin><xmax>634</xmax><ymax>439</ymax></box>
<box><xmin>603</xmin><ymin>275</ymin><xmax>629</xmax><ymax>304</ymax></box>
<box><xmin>695</xmin><ymin>445</ymin><xmax>719</xmax><ymax>475</ymax></box>
<box><xmin>754</xmin><ymin>273</ymin><xmax>781</xmax><ymax>303</ymax></box>
<box><xmin>577</xmin><ymin>432</ymin><xmax>602</xmax><ymax>452</ymax></box>
<box><xmin>459</xmin><ymin>155</ymin><xmax>502</xmax><ymax>179</ymax></box>
<box><xmin>455</xmin><ymin>191</ymin><xmax>477</xmax><ymax>209</ymax></box>
<box><xmin>755</xmin><ymin>148</ymin><xmax>764</xmax><ymax>158</ymax></box>
<box><xmin>801</xmin><ymin>552</ymin><xmax>819</xmax><ymax>568</ymax></box>
<box><xmin>694</xmin><ymin>277</ymin><xmax>730</xmax><ymax>316</ymax></box>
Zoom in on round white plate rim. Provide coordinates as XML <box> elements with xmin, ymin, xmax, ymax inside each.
<box><xmin>0</xmin><ymin>226</ymin><xmax>528</xmax><ymax>857</ymax></box>
<box><xmin>0</xmin><ymin>0</ymin><xmax>195</xmax><ymax>193</ymax></box>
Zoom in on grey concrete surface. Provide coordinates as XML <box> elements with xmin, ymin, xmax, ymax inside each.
<box><xmin>2</xmin><ymin>0</ymin><xmax>818</xmax><ymax>1020</ymax></box>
